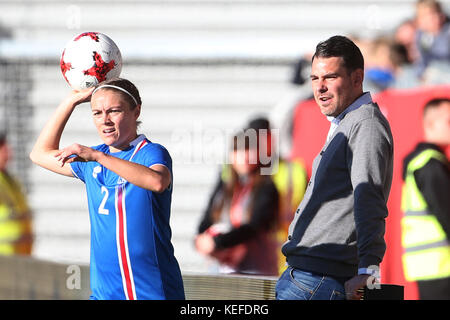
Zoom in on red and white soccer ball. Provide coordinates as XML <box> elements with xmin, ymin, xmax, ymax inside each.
<box><xmin>60</xmin><ymin>32</ymin><xmax>122</xmax><ymax>91</ymax></box>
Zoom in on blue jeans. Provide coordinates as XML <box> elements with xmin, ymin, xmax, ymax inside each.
<box><xmin>276</xmin><ymin>267</ymin><xmax>346</xmax><ymax>300</ymax></box>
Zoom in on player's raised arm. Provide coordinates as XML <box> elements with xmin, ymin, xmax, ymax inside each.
<box><xmin>29</xmin><ymin>88</ymin><xmax>94</xmax><ymax>177</ymax></box>
<box><xmin>55</xmin><ymin>143</ymin><xmax>171</xmax><ymax>193</ymax></box>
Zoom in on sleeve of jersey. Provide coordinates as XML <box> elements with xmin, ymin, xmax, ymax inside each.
<box><xmin>70</xmin><ymin>160</ymin><xmax>86</xmax><ymax>183</ymax></box>
<box><xmin>141</xmin><ymin>143</ymin><xmax>172</xmax><ymax>171</ymax></box>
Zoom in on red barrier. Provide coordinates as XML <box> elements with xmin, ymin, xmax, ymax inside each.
<box><xmin>290</xmin><ymin>85</ymin><xmax>450</xmax><ymax>300</ymax></box>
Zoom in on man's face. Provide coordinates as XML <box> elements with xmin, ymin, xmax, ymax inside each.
<box><xmin>424</xmin><ymin>102</ymin><xmax>450</xmax><ymax>146</ymax></box>
<box><xmin>310</xmin><ymin>56</ymin><xmax>363</xmax><ymax>118</ymax></box>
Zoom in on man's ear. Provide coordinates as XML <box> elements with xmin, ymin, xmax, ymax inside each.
<box><xmin>352</xmin><ymin>69</ymin><xmax>364</xmax><ymax>87</ymax></box>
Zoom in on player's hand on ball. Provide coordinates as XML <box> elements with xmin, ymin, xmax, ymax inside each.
<box><xmin>64</xmin><ymin>87</ymin><xmax>95</xmax><ymax>107</ymax></box>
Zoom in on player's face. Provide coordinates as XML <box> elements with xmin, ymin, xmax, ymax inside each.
<box><xmin>91</xmin><ymin>90</ymin><xmax>140</xmax><ymax>152</ymax></box>
<box><xmin>310</xmin><ymin>56</ymin><xmax>363</xmax><ymax>118</ymax></box>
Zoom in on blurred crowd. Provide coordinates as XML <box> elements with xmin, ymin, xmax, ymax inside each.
<box><xmin>361</xmin><ymin>0</ymin><xmax>450</xmax><ymax>92</ymax></box>
<box><xmin>288</xmin><ymin>0</ymin><xmax>450</xmax><ymax>95</ymax></box>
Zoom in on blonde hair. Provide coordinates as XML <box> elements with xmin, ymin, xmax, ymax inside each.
<box><xmin>94</xmin><ymin>78</ymin><xmax>142</xmax><ymax>109</ymax></box>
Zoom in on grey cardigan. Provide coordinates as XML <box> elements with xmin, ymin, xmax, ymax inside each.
<box><xmin>282</xmin><ymin>102</ymin><xmax>394</xmax><ymax>278</ymax></box>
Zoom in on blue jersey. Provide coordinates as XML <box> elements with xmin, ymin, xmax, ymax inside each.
<box><xmin>70</xmin><ymin>135</ymin><xmax>184</xmax><ymax>300</ymax></box>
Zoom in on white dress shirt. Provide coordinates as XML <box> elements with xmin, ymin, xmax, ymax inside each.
<box><xmin>326</xmin><ymin>92</ymin><xmax>373</xmax><ymax>142</ymax></box>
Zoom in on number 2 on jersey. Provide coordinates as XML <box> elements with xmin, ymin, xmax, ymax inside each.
<box><xmin>98</xmin><ymin>186</ymin><xmax>109</xmax><ymax>215</ymax></box>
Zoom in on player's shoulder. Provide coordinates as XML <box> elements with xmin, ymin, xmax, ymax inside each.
<box><xmin>140</xmin><ymin>140</ymin><xmax>171</xmax><ymax>156</ymax></box>
<box><xmin>348</xmin><ymin>102</ymin><xmax>384</xmax><ymax>122</ymax></box>
<box><xmin>134</xmin><ymin>139</ymin><xmax>172</xmax><ymax>169</ymax></box>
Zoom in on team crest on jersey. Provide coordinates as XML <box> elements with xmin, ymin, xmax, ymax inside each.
<box><xmin>92</xmin><ymin>166</ymin><xmax>102</xmax><ymax>179</ymax></box>
<box><xmin>117</xmin><ymin>177</ymin><xmax>127</xmax><ymax>185</ymax></box>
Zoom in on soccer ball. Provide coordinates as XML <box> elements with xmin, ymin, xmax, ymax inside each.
<box><xmin>60</xmin><ymin>32</ymin><xmax>122</xmax><ymax>91</ymax></box>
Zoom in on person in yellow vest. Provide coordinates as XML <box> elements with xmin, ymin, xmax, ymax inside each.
<box><xmin>401</xmin><ymin>98</ymin><xmax>450</xmax><ymax>299</ymax></box>
<box><xmin>0</xmin><ymin>133</ymin><xmax>33</xmax><ymax>255</ymax></box>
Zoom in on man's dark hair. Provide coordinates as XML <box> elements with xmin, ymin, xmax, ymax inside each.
<box><xmin>312</xmin><ymin>35</ymin><xmax>365</xmax><ymax>73</ymax></box>
<box><xmin>423</xmin><ymin>97</ymin><xmax>450</xmax><ymax>116</ymax></box>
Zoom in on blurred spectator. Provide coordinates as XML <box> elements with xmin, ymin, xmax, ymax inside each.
<box><xmin>401</xmin><ymin>98</ymin><xmax>450</xmax><ymax>300</ymax></box>
<box><xmin>390</xmin><ymin>40</ymin><xmax>422</xmax><ymax>89</ymax></box>
<box><xmin>395</xmin><ymin>19</ymin><xmax>419</xmax><ymax>64</ymax></box>
<box><xmin>0</xmin><ymin>133</ymin><xmax>33</xmax><ymax>255</ymax></box>
<box><xmin>195</xmin><ymin>129</ymin><xmax>279</xmax><ymax>276</ymax></box>
<box><xmin>196</xmin><ymin>117</ymin><xmax>307</xmax><ymax>275</ymax></box>
<box><xmin>414</xmin><ymin>0</ymin><xmax>450</xmax><ymax>77</ymax></box>
<box><xmin>365</xmin><ymin>36</ymin><xmax>397</xmax><ymax>92</ymax></box>
<box><xmin>363</xmin><ymin>35</ymin><xmax>421</xmax><ymax>91</ymax></box>
<box><xmin>243</xmin><ymin>117</ymin><xmax>308</xmax><ymax>275</ymax></box>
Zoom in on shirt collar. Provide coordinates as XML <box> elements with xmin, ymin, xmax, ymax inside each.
<box><xmin>326</xmin><ymin>92</ymin><xmax>372</xmax><ymax>124</ymax></box>
<box><xmin>129</xmin><ymin>134</ymin><xmax>147</xmax><ymax>147</ymax></box>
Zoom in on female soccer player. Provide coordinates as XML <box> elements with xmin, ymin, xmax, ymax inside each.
<box><xmin>30</xmin><ymin>78</ymin><xmax>185</xmax><ymax>300</ymax></box>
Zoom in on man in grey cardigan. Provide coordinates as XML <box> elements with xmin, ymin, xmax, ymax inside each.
<box><xmin>276</xmin><ymin>36</ymin><xmax>394</xmax><ymax>300</ymax></box>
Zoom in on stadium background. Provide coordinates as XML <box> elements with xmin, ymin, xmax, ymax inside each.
<box><xmin>0</xmin><ymin>0</ymin><xmax>449</xmax><ymax>300</ymax></box>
